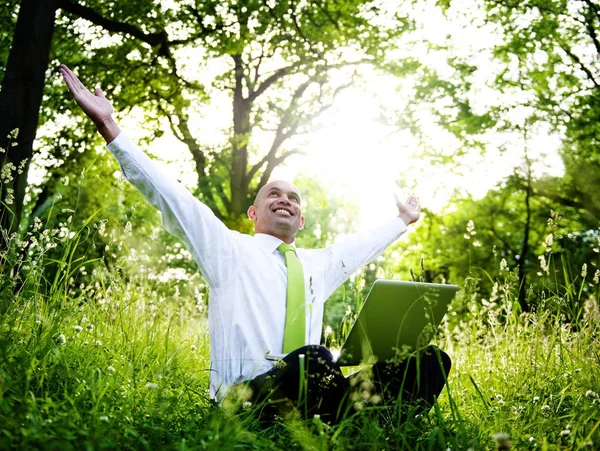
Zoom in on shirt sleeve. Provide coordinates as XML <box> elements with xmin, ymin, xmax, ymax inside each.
<box><xmin>106</xmin><ymin>132</ymin><xmax>236</xmax><ymax>288</ymax></box>
<box><xmin>322</xmin><ymin>217</ymin><xmax>407</xmax><ymax>298</ymax></box>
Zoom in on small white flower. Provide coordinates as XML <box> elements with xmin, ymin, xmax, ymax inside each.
<box><xmin>56</xmin><ymin>334</ymin><xmax>66</xmax><ymax>345</ymax></box>
<box><xmin>145</xmin><ymin>382</ymin><xmax>158</xmax><ymax>390</ymax></box>
<box><xmin>107</xmin><ymin>366</ymin><xmax>116</xmax><ymax>373</ymax></box>
<box><xmin>99</xmin><ymin>416</ymin><xmax>109</xmax><ymax>422</ymax></box>
<box><xmin>533</xmin><ymin>396</ymin><xmax>540</xmax><ymax>402</ymax></box>
<box><xmin>86</xmin><ymin>324</ymin><xmax>94</xmax><ymax>331</ymax></box>
<box><xmin>500</xmin><ymin>258</ymin><xmax>508</xmax><ymax>272</ymax></box>
<box><xmin>190</xmin><ymin>345</ymin><xmax>197</xmax><ymax>352</ymax></box>
<box><xmin>560</xmin><ymin>429</ymin><xmax>570</xmax><ymax>437</ymax></box>
<box><xmin>73</xmin><ymin>325</ymin><xmax>83</xmax><ymax>333</ymax></box>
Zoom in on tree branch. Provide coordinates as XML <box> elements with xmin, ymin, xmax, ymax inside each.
<box><xmin>557</xmin><ymin>39</ymin><xmax>600</xmax><ymax>88</ymax></box>
<box><xmin>60</xmin><ymin>0</ymin><xmax>169</xmax><ymax>49</ymax></box>
<box><xmin>258</xmin><ymin>149</ymin><xmax>304</xmax><ymax>188</ymax></box>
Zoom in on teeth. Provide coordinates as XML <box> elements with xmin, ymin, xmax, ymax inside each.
<box><xmin>275</xmin><ymin>209</ymin><xmax>291</xmax><ymax>215</ymax></box>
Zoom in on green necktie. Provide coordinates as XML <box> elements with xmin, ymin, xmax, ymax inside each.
<box><xmin>277</xmin><ymin>242</ymin><xmax>306</xmax><ymax>353</ymax></box>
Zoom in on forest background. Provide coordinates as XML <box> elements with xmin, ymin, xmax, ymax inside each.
<box><xmin>0</xmin><ymin>0</ymin><xmax>599</xmax><ymax>449</ymax></box>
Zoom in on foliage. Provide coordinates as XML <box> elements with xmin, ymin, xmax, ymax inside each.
<box><xmin>1</xmin><ymin>210</ymin><xmax>600</xmax><ymax>449</ymax></box>
<box><xmin>390</xmin><ymin>177</ymin><xmax>600</xmax><ymax>320</ymax></box>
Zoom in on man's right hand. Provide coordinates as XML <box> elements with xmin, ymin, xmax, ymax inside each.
<box><xmin>59</xmin><ymin>64</ymin><xmax>121</xmax><ymax>143</ymax></box>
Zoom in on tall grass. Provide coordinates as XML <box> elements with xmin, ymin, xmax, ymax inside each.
<box><xmin>0</xmin><ymin>210</ymin><xmax>599</xmax><ymax>450</ymax></box>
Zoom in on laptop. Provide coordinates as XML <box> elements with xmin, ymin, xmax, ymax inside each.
<box><xmin>265</xmin><ymin>279</ymin><xmax>459</xmax><ymax>364</ymax></box>
<box><xmin>335</xmin><ymin>280</ymin><xmax>459</xmax><ymax>366</ymax></box>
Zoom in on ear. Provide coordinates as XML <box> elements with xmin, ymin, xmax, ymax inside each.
<box><xmin>247</xmin><ymin>205</ymin><xmax>257</xmax><ymax>222</ymax></box>
<box><xmin>298</xmin><ymin>215</ymin><xmax>305</xmax><ymax>231</ymax></box>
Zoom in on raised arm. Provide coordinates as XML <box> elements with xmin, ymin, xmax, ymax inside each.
<box><xmin>59</xmin><ymin>64</ymin><xmax>120</xmax><ymax>143</ymax></box>
<box><xmin>322</xmin><ymin>194</ymin><xmax>421</xmax><ymax>295</ymax></box>
<box><xmin>58</xmin><ymin>64</ymin><xmax>237</xmax><ymax>288</ymax></box>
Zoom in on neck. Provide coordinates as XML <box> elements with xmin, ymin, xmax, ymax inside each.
<box><xmin>255</xmin><ymin>229</ymin><xmax>295</xmax><ymax>244</ymax></box>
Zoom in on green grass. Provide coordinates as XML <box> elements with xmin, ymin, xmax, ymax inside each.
<box><xmin>1</xmin><ymin>221</ymin><xmax>599</xmax><ymax>450</ymax></box>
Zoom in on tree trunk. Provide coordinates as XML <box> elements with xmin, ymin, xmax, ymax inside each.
<box><xmin>0</xmin><ymin>0</ymin><xmax>60</xmax><ymax>242</ymax></box>
<box><xmin>230</xmin><ymin>54</ymin><xmax>252</xmax><ymax>219</ymax></box>
<box><xmin>518</xmin><ymin>155</ymin><xmax>533</xmax><ymax>313</ymax></box>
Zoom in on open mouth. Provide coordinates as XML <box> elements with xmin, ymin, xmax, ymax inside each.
<box><xmin>273</xmin><ymin>208</ymin><xmax>293</xmax><ymax>216</ymax></box>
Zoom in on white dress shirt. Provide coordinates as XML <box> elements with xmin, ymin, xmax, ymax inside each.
<box><xmin>107</xmin><ymin>132</ymin><xmax>408</xmax><ymax>399</ymax></box>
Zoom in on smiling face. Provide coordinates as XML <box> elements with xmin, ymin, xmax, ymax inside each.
<box><xmin>247</xmin><ymin>180</ymin><xmax>305</xmax><ymax>243</ymax></box>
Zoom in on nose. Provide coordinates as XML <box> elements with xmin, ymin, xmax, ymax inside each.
<box><xmin>278</xmin><ymin>195</ymin><xmax>291</xmax><ymax>205</ymax></box>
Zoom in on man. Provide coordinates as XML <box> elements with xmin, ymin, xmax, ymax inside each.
<box><xmin>59</xmin><ymin>64</ymin><xmax>450</xmax><ymax>424</ymax></box>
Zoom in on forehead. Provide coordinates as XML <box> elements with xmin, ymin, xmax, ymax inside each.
<box><xmin>259</xmin><ymin>181</ymin><xmax>301</xmax><ymax>200</ymax></box>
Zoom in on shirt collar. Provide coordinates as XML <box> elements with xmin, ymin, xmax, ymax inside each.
<box><xmin>253</xmin><ymin>233</ymin><xmax>296</xmax><ymax>254</ymax></box>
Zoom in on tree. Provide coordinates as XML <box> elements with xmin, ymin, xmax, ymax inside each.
<box><xmin>1</xmin><ymin>0</ymin><xmax>411</xmax><ymax>244</ymax></box>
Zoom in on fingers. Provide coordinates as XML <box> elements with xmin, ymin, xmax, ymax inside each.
<box><xmin>95</xmin><ymin>87</ymin><xmax>106</xmax><ymax>98</ymax></box>
<box><xmin>59</xmin><ymin>64</ymin><xmax>88</xmax><ymax>96</ymax></box>
<box><xmin>406</xmin><ymin>195</ymin><xmax>421</xmax><ymax>211</ymax></box>
<box><xmin>396</xmin><ymin>193</ymin><xmax>421</xmax><ymax>210</ymax></box>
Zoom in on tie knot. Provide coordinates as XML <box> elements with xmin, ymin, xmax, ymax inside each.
<box><xmin>277</xmin><ymin>242</ymin><xmax>295</xmax><ymax>254</ymax></box>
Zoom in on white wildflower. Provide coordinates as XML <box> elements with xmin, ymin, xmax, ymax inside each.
<box><xmin>4</xmin><ymin>188</ymin><xmax>14</xmax><ymax>205</ymax></box>
<box><xmin>500</xmin><ymin>258</ymin><xmax>508</xmax><ymax>272</ymax></box>
<box><xmin>73</xmin><ymin>325</ymin><xmax>83</xmax><ymax>332</ymax></box>
<box><xmin>145</xmin><ymin>382</ymin><xmax>159</xmax><ymax>390</ymax></box>
<box><xmin>538</xmin><ymin>255</ymin><xmax>549</xmax><ymax>275</ymax></box>
<box><xmin>56</xmin><ymin>334</ymin><xmax>66</xmax><ymax>345</ymax></box>
<box><xmin>17</xmin><ymin>159</ymin><xmax>27</xmax><ymax>174</ymax></box>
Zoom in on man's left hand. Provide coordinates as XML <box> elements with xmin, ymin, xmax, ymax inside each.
<box><xmin>395</xmin><ymin>194</ymin><xmax>421</xmax><ymax>226</ymax></box>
